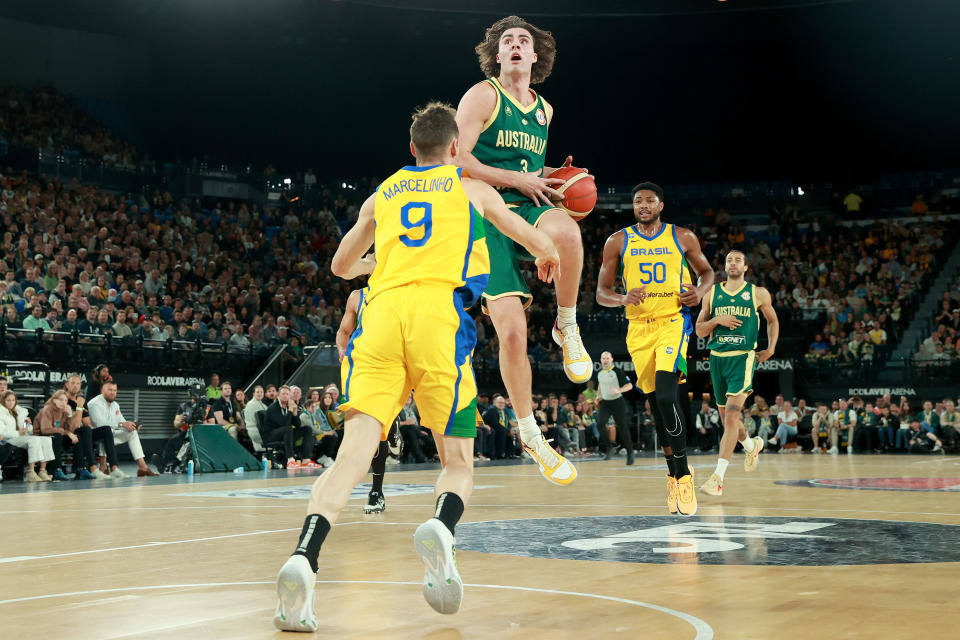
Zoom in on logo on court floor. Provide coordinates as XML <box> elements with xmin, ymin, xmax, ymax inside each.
<box><xmin>454</xmin><ymin>516</ymin><xmax>960</xmax><ymax>565</ymax></box>
<box><xmin>171</xmin><ymin>483</ymin><xmax>498</xmax><ymax>501</ymax></box>
<box><xmin>777</xmin><ymin>477</ymin><xmax>960</xmax><ymax>492</ymax></box>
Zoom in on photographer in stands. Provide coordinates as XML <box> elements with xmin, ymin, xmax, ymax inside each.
<box><xmin>88</xmin><ymin>380</ymin><xmax>158</xmax><ymax>477</ymax></box>
<box><xmin>154</xmin><ymin>384</ymin><xmax>206</xmax><ymax>473</ymax></box>
<box><xmin>263</xmin><ymin>385</ymin><xmax>316</xmax><ymax>469</ymax></box>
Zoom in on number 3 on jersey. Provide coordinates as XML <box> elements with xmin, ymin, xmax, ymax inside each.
<box><xmin>638</xmin><ymin>261</ymin><xmax>667</xmax><ymax>284</ymax></box>
<box><xmin>399</xmin><ymin>202</ymin><xmax>433</xmax><ymax>247</ymax></box>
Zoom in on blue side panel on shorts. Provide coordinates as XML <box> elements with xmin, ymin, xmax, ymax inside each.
<box><xmin>456</xmin><ymin>202</ymin><xmax>489</xmax><ymax>309</ymax></box>
<box><xmin>445</xmin><ymin>293</ymin><xmax>478</xmax><ymax>435</ymax></box>
<box><xmin>342</xmin><ymin>293</ymin><xmax>367</xmax><ymax>403</ymax></box>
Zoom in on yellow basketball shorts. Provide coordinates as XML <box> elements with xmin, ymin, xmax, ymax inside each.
<box><xmin>339</xmin><ymin>286</ymin><xmax>479</xmax><ymax>439</ymax></box>
<box><xmin>626</xmin><ymin>314</ymin><xmax>691</xmax><ymax>394</ymax></box>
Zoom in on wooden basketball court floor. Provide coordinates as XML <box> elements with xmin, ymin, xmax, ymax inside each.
<box><xmin>1</xmin><ymin>453</ymin><xmax>957</xmax><ymax>639</ymax></box>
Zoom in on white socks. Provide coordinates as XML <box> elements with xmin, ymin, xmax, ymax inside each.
<box><xmin>714</xmin><ymin>458</ymin><xmax>729</xmax><ymax>480</ymax></box>
<box><xmin>740</xmin><ymin>436</ymin><xmax>755</xmax><ymax>453</ymax></box>
<box><xmin>517</xmin><ymin>414</ymin><xmax>540</xmax><ymax>444</ymax></box>
<box><xmin>557</xmin><ymin>305</ymin><xmax>577</xmax><ymax>329</ymax></box>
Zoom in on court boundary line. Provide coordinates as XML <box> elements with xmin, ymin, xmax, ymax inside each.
<box><xmin>0</xmin><ymin>580</ymin><xmax>714</xmax><ymax>639</ymax></box>
<box><xmin>0</xmin><ymin>522</ymin><xmax>415</xmax><ymax>564</ymax></box>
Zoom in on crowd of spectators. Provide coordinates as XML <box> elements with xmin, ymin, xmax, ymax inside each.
<box><xmin>474</xmin><ymin>190</ymin><xmax>958</xmax><ymax>372</ymax></box>
<box><xmin>713</xmin><ymin>392</ymin><xmax>960</xmax><ymax>454</ymax></box>
<box><xmin>0</xmin><ymin>86</ymin><xmax>147</xmax><ymax>170</ymax></box>
<box><xmin>0</xmin><ymin>166</ymin><xmax>372</xmax><ymax>366</ymax></box>
<box><xmin>0</xmin><ymin>372</ymin><xmax>158</xmax><ymax>483</ymax></box>
<box><xmin>914</xmin><ymin>276</ymin><xmax>960</xmax><ymax>365</ymax></box>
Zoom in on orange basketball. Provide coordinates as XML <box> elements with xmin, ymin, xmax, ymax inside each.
<box><xmin>548</xmin><ymin>166</ymin><xmax>596</xmax><ymax>221</ymax></box>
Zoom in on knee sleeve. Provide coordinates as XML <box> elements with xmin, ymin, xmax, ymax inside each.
<box><xmin>654</xmin><ymin>371</ymin><xmax>686</xmax><ymax>452</ymax></box>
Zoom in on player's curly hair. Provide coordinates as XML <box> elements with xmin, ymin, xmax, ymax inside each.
<box><xmin>475</xmin><ymin>15</ymin><xmax>557</xmax><ymax>85</ymax></box>
<box><xmin>410</xmin><ymin>101</ymin><xmax>459</xmax><ymax>158</ymax></box>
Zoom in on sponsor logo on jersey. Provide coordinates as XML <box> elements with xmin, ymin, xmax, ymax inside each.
<box><xmin>504</xmin><ymin>105</ymin><xmax>512</xmax><ymax>116</ymax></box>
<box><xmin>536</xmin><ymin>108</ymin><xmax>547</xmax><ymax>125</ymax></box>
<box><xmin>742</xmin><ymin>291</ymin><xmax>751</xmax><ymax>300</ymax></box>
<box><xmin>717</xmin><ymin>335</ymin><xmax>746</xmax><ymax>344</ymax></box>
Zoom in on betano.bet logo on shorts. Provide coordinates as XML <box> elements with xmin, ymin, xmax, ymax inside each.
<box><xmin>454</xmin><ymin>516</ymin><xmax>960</xmax><ymax>566</ymax></box>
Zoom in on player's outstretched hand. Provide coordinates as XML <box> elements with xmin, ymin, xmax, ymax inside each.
<box><xmin>515</xmin><ymin>171</ymin><xmax>565</xmax><ymax>206</ymax></box>
<box><xmin>715</xmin><ymin>314</ymin><xmax>742</xmax><ymax>329</ymax></box>
<box><xmin>535</xmin><ymin>254</ymin><xmax>560</xmax><ymax>284</ymax></box>
<box><xmin>624</xmin><ymin>286</ymin><xmax>646</xmax><ymax>306</ymax></box>
<box><xmin>757</xmin><ymin>348</ymin><xmax>775</xmax><ymax>363</ymax></box>
<box><xmin>679</xmin><ymin>283</ymin><xmax>703</xmax><ymax>307</ymax></box>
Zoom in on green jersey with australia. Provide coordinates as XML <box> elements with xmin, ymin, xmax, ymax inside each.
<box><xmin>706</xmin><ymin>282</ymin><xmax>760</xmax><ymax>353</ymax></box>
<box><xmin>471</xmin><ymin>77</ymin><xmax>549</xmax><ymax>205</ymax></box>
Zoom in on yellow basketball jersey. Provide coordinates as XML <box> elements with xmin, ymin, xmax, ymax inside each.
<box><xmin>620</xmin><ymin>222</ymin><xmax>688</xmax><ymax>321</ymax></box>
<box><xmin>369</xmin><ymin>164</ymin><xmax>490</xmax><ymax>308</ymax></box>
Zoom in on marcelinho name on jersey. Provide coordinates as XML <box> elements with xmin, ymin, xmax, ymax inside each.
<box><xmin>381</xmin><ymin>176</ymin><xmax>455</xmax><ymax>202</ymax></box>
<box><xmin>494</xmin><ymin>129</ymin><xmax>547</xmax><ymax>155</ymax></box>
<box><xmin>629</xmin><ymin>247</ymin><xmax>673</xmax><ymax>256</ymax></box>
<box><xmin>713</xmin><ymin>305</ymin><xmax>752</xmax><ymax>318</ymax></box>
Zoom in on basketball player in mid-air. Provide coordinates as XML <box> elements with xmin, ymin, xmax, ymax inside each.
<box><xmin>455</xmin><ymin>15</ymin><xmax>587</xmax><ymax>486</ymax></box>
<box><xmin>274</xmin><ymin>103</ymin><xmax>559</xmax><ymax>631</ymax></box>
<box><xmin>336</xmin><ymin>285</ymin><xmax>403</xmax><ymax>514</ymax></box>
<box><xmin>596</xmin><ymin>182</ymin><xmax>715</xmax><ymax>517</ymax></box>
<box><xmin>694</xmin><ymin>250</ymin><xmax>779</xmax><ymax>497</ymax></box>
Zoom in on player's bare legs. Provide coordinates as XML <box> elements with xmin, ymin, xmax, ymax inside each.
<box><xmin>275</xmin><ymin>411</ymin><xmax>382</xmax><ymax>631</ymax></box>
<box><xmin>537</xmin><ymin>211</ymin><xmax>583</xmax><ymax>310</ymax></box>
<box><xmin>432</xmin><ymin>435</ymin><xmax>475</xmax><ymax>504</ymax></box>
<box><xmin>487</xmin><ymin>296</ymin><xmax>534</xmax><ymax>418</ymax></box>
<box><xmin>701</xmin><ymin>399</ymin><xmax>761</xmax><ymax>496</ymax></box>
<box><xmin>487</xmin><ymin>296</ymin><xmax>576</xmax><ymax>485</ymax></box>
<box><xmin>305</xmin><ymin>412</ymin><xmax>382</xmax><ymax>522</ymax></box>
<box><xmin>538</xmin><ymin>211</ymin><xmax>592</xmax><ymax>384</ymax></box>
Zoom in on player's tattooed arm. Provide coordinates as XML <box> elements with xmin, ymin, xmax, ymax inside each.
<box><xmin>596</xmin><ymin>230</ymin><xmax>637</xmax><ymax>307</ymax></box>
<box><xmin>331</xmin><ymin>194</ymin><xmax>375</xmax><ymax>279</ymax></box>
<box><xmin>676</xmin><ymin>226</ymin><xmax>715</xmax><ymax>307</ymax></box>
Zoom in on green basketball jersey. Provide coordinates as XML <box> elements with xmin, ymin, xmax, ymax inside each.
<box><xmin>706</xmin><ymin>282</ymin><xmax>760</xmax><ymax>352</ymax></box>
<box><xmin>471</xmin><ymin>77</ymin><xmax>549</xmax><ymax>204</ymax></box>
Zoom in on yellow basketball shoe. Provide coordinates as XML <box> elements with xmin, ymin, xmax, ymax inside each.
<box><xmin>676</xmin><ymin>466</ymin><xmax>698</xmax><ymax>516</ymax></box>
<box><xmin>552</xmin><ymin>322</ymin><xmax>593</xmax><ymax>384</ymax></box>
<box><xmin>699</xmin><ymin>472</ymin><xmax>723</xmax><ymax>496</ymax></box>
<box><xmin>743</xmin><ymin>436</ymin><xmax>764</xmax><ymax>472</ymax></box>
<box><xmin>667</xmin><ymin>475</ymin><xmax>679</xmax><ymax>514</ymax></box>
<box><xmin>522</xmin><ymin>434</ymin><xmax>578</xmax><ymax>486</ymax></box>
